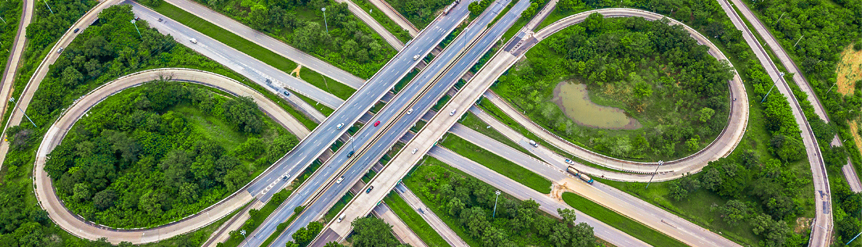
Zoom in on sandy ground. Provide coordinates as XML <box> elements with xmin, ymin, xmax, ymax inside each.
<box><xmin>836</xmin><ymin>43</ymin><xmax>862</xmax><ymax>95</ymax></box>
<box><xmin>291</xmin><ymin>65</ymin><xmax>302</xmax><ymax>78</ymax></box>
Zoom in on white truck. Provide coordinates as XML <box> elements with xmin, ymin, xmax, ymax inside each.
<box><xmin>528</xmin><ymin>140</ymin><xmax>538</xmax><ymax>147</ymax></box>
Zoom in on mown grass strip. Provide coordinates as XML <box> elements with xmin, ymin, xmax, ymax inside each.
<box><xmin>384</xmin><ymin>192</ymin><xmax>451</xmax><ymax>247</ymax></box>
<box><xmin>440</xmin><ymin>134</ymin><xmax>552</xmax><ymax>193</ymax></box>
<box><xmin>561</xmin><ymin>192</ymin><xmax>687</xmax><ymax>247</ymax></box>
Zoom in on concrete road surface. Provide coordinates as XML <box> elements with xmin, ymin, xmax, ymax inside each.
<box><xmin>234</xmin><ymin>3</ymin><xmax>470</xmax><ymax>246</ymax></box>
<box><xmin>130</xmin><ymin>1</ymin><xmax>340</xmax><ymax>113</ymax></box>
<box><xmin>429</xmin><ymin>146</ymin><xmax>650</xmax><ymax>247</ymax></box>
<box><xmin>842</xmin><ymin>159</ymin><xmax>862</xmax><ymax>193</ymax></box>
<box><xmin>0</xmin><ymin>0</ymin><xmax>124</xmax><ymax>178</ymax></box>
<box><xmin>0</xmin><ymin>0</ymin><xmax>34</xmax><ymax>167</ymax></box>
<box><xmin>449</xmin><ymin>123</ymin><xmax>740</xmax><ymax>246</ymax></box>
<box><xmin>369</xmin><ymin>0</ymin><xmax>419</xmax><ymax>36</ymax></box>
<box><xmin>163</xmin><ymin>0</ymin><xmax>365</xmax><ymax>88</ymax></box>
<box><xmin>492</xmin><ymin>8</ymin><xmax>749</xmax><ymax>176</ymax></box>
<box><xmin>395</xmin><ymin>183</ymin><xmax>468</xmax><ymax>247</ymax></box>
<box><xmin>716</xmin><ymin>1</ymin><xmax>833</xmax><ymax>246</ymax></box>
<box><xmin>33</xmin><ymin>68</ymin><xmax>307</xmax><ymax>244</ymax></box>
<box><xmin>335</xmin><ymin>0</ymin><xmax>404</xmax><ymax>50</ymax></box>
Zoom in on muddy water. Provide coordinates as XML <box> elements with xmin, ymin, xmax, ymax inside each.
<box><xmin>553</xmin><ymin>82</ymin><xmax>641</xmax><ymax>130</ymax></box>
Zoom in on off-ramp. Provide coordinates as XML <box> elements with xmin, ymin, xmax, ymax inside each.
<box><xmin>33</xmin><ymin>68</ymin><xmax>307</xmax><ymax>244</ymax></box>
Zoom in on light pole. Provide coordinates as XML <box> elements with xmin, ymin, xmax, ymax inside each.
<box><xmin>42</xmin><ymin>0</ymin><xmax>54</xmax><ymax>15</ymax></box>
<box><xmin>10</xmin><ymin>98</ymin><xmax>37</xmax><ymax>128</ymax></box>
<box><xmin>321</xmin><ymin>8</ymin><xmax>329</xmax><ymax>33</ymax></box>
<box><xmin>349</xmin><ymin>135</ymin><xmax>356</xmax><ymax>153</ymax></box>
<box><xmin>492</xmin><ymin>190</ymin><xmax>501</xmax><ymax>217</ymax></box>
<box><xmin>0</xmin><ymin>16</ymin><xmax>6</xmax><ymax>24</ymax></box>
<box><xmin>645</xmin><ymin>160</ymin><xmax>663</xmax><ymax>189</ymax></box>
<box><xmin>761</xmin><ymin>83</ymin><xmax>776</xmax><ymax>103</ymax></box>
<box><xmin>130</xmin><ymin>20</ymin><xmax>142</xmax><ymax>39</ymax></box>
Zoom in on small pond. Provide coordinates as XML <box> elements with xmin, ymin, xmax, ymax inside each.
<box><xmin>553</xmin><ymin>82</ymin><xmax>641</xmax><ymax>130</ymax></box>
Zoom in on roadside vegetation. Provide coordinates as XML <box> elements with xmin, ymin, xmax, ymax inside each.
<box><xmin>187</xmin><ymin>0</ymin><xmax>395</xmax><ymax>79</ymax></box>
<box><xmin>0</xmin><ymin>5</ymin><xmax>301</xmax><ymax>245</ymax></box>
<box><xmin>383</xmin><ymin>192</ymin><xmax>451</xmax><ymax>247</ymax></box>
<box><xmin>0</xmin><ymin>0</ymin><xmax>22</xmax><ymax>77</ymax></box>
<box><xmin>353</xmin><ymin>0</ymin><xmax>412</xmax><ymax>43</ymax></box>
<box><xmin>45</xmin><ymin>82</ymin><xmax>297</xmax><ymax>228</ymax></box>
<box><xmin>439</xmin><ymin>134</ymin><xmax>552</xmax><ymax>193</ymax></box>
<box><xmin>495</xmin><ymin>14</ymin><xmax>734</xmax><ymax>161</ymax></box>
<box><xmin>404</xmin><ymin>157</ymin><xmax>598</xmax><ymax>247</ymax></box>
<box><xmin>387</xmin><ymin>0</ymin><xmax>453</xmax><ymax>30</ymax></box>
<box><xmin>479</xmin><ymin>0</ymin><xmax>827</xmax><ymax>245</ymax></box>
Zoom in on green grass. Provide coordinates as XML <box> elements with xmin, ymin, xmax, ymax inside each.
<box><xmin>411</xmin><ymin>120</ymin><xmax>427</xmax><ymax>133</ymax></box>
<box><xmin>439</xmin><ymin>134</ymin><xmax>552</xmax><ymax>194</ymax></box>
<box><xmin>325</xmin><ymin>192</ymin><xmax>355</xmax><ymax>222</ymax></box>
<box><xmin>561</xmin><ymin>192</ymin><xmax>687</xmax><ymax>247</ymax></box>
<box><xmin>394</xmin><ymin>69</ymin><xmax>420</xmax><ymax>93</ymax></box>
<box><xmin>383</xmin><ymin>192</ymin><xmax>451</xmax><ymax>247</ymax></box>
<box><xmin>174</xmin><ymin>104</ymin><xmax>249</xmax><ymax>147</ymax></box>
<box><xmin>289</xmin><ymin>88</ymin><xmax>334</xmax><ymax>117</ymax></box>
<box><xmin>354</xmin><ymin>0</ymin><xmax>413</xmax><ymax>43</ymax></box>
<box><xmin>432</xmin><ymin>94</ymin><xmax>452</xmax><ymax>112</ymax></box>
<box><xmin>362</xmin><ymin>169</ymin><xmax>378</xmax><ymax>183</ymax></box>
<box><xmin>458</xmin><ymin>112</ymin><xmax>537</xmax><ymax>158</ymax></box>
<box><xmin>149</xmin><ymin>3</ymin><xmax>356</xmax><ymax>100</ymax></box>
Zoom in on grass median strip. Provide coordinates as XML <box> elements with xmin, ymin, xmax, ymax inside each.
<box><xmin>148</xmin><ymin>2</ymin><xmax>357</xmax><ymax>100</ymax></box>
<box><xmin>384</xmin><ymin>192</ymin><xmax>451</xmax><ymax>247</ymax></box>
<box><xmin>439</xmin><ymin>134</ymin><xmax>552</xmax><ymax>194</ymax></box>
<box><xmin>561</xmin><ymin>192</ymin><xmax>687</xmax><ymax>247</ymax></box>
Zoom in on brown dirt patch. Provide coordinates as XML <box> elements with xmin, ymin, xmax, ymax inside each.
<box><xmin>794</xmin><ymin>217</ymin><xmax>813</xmax><ymax>234</ymax></box>
<box><xmin>291</xmin><ymin>65</ymin><xmax>302</xmax><ymax>79</ymax></box>
<box><xmin>836</xmin><ymin>43</ymin><xmax>862</xmax><ymax>95</ymax></box>
<box><xmin>850</xmin><ymin>121</ymin><xmax>862</xmax><ymax>158</ymax></box>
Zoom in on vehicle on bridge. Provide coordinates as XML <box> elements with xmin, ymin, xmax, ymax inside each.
<box><xmin>567</xmin><ymin>166</ymin><xmax>594</xmax><ymax>184</ymax></box>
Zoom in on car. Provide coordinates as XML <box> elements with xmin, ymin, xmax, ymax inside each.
<box><xmin>374</xmin><ymin>121</ymin><xmax>381</xmax><ymax>127</ymax></box>
<box><xmin>336</xmin><ymin>176</ymin><xmax>344</xmax><ymax>184</ymax></box>
<box><xmin>413</xmin><ymin>55</ymin><xmax>420</xmax><ymax>60</ymax></box>
<box><xmin>189</xmin><ymin>38</ymin><xmax>198</xmax><ymax>44</ymax></box>
<box><xmin>158</xmin><ymin>18</ymin><xmax>163</xmax><ymax>22</ymax></box>
<box><xmin>347</xmin><ymin>151</ymin><xmax>355</xmax><ymax>158</ymax></box>
<box><xmin>366</xmin><ymin>186</ymin><xmax>374</xmax><ymax>193</ymax></box>
<box><xmin>282</xmin><ymin>174</ymin><xmax>290</xmax><ymax>180</ymax></box>
<box><xmin>411</xmin><ymin>148</ymin><xmax>417</xmax><ymax>154</ymax></box>
<box><xmin>57</xmin><ymin>47</ymin><xmax>64</xmax><ymax>54</ymax></box>
<box><xmin>336</xmin><ymin>123</ymin><xmax>344</xmax><ymax>129</ymax></box>
<box><xmin>449</xmin><ymin>109</ymin><xmax>457</xmax><ymax>116</ymax></box>
<box><xmin>73</xmin><ymin>28</ymin><xmax>80</xmax><ymax>33</ymax></box>
<box><xmin>282</xmin><ymin>91</ymin><xmax>290</xmax><ymax>97</ymax></box>
<box><xmin>407</xmin><ymin>108</ymin><xmax>413</xmax><ymax>115</ymax></box>
<box><xmin>337</xmin><ymin>213</ymin><xmax>345</xmax><ymax>222</ymax></box>
<box><xmin>266</xmin><ymin>79</ymin><xmax>272</xmax><ymax>84</ymax></box>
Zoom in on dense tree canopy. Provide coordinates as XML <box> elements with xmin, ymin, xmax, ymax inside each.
<box><xmin>389</xmin><ymin>0</ymin><xmax>454</xmax><ymax>29</ymax></box>
<box><xmin>0</xmin><ymin>0</ymin><xmax>22</xmax><ymax>72</ymax></box>
<box><xmin>408</xmin><ymin>162</ymin><xmax>597</xmax><ymax>247</ymax></box>
<box><xmin>46</xmin><ymin>82</ymin><xmax>297</xmax><ymax>227</ymax></box>
<box><xmin>494</xmin><ymin>15</ymin><xmax>733</xmax><ymax>160</ymax></box>
<box><xmin>190</xmin><ymin>0</ymin><xmax>395</xmax><ymax>78</ymax></box>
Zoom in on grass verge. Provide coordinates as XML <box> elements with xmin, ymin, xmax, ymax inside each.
<box><xmin>439</xmin><ymin>134</ymin><xmax>552</xmax><ymax>193</ymax></box>
<box><xmin>384</xmin><ymin>192</ymin><xmax>451</xmax><ymax>247</ymax></box>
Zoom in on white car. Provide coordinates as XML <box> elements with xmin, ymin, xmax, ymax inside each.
<box><xmin>413</xmin><ymin>54</ymin><xmax>420</xmax><ymax>60</ymax></box>
<box><xmin>407</xmin><ymin>108</ymin><xmax>413</xmax><ymax>115</ymax></box>
<box><xmin>449</xmin><ymin>109</ymin><xmax>457</xmax><ymax>116</ymax></box>
<box><xmin>189</xmin><ymin>38</ymin><xmax>198</xmax><ymax>44</ymax></box>
<box><xmin>336</xmin><ymin>123</ymin><xmax>344</xmax><ymax>129</ymax></box>
<box><xmin>336</xmin><ymin>176</ymin><xmax>344</xmax><ymax>184</ymax></box>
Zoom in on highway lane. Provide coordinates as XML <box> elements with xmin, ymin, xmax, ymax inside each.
<box><xmin>334</xmin><ymin>0</ymin><xmax>404</xmax><ymax>50</ymax></box>
<box><xmin>368</xmin><ymin>0</ymin><xmax>419</xmax><ymax>36</ymax></box>
<box><xmin>263</xmin><ymin>1</ymin><xmax>509</xmax><ymax>245</ymax></box>
<box><xmin>0</xmin><ymin>0</ymin><xmax>123</xmax><ymax>180</ymax></box>
<box><xmin>428</xmin><ymin>147</ymin><xmax>650</xmax><ymax>247</ymax></box>
<box><xmin>716</xmin><ymin>0</ymin><xmax>832</xmax><ymax>245</ymax></box>
<box><xmin>394</xmin><ymin>183</ymin><xmax>468</xmax><ymax>247</ymax></box>
<box><xmin>33</xmin><ymin>68</ymin><xmax>307</xmax><ymax>244</ymax></box>
<box><xmin>449</xmin><ymin>122</ymin><xmax>740</xmax><ymax>246</ymax></box>
<box><xmin>130</xmin><ymin>1</ymin><xmax>339</xmax><ymax>115</ymax></box>
<box><xmin>164</xmin><ymin>0</ymin><xmax>365</xmax><ymax>88</ymax></box>
<box><xmin>316</xmin><ymin>0</ymin><xmax>528</xmax><ymax>243</ymax></box>
<box><xmin>0</xmin><ymin>0</ymin><xmax>33</xmax><ymax>168</ymax></box>
<box><xmin>233</xmin><ymin>3</ymin><xmax>472</xmax><ymax>246</ymax></box>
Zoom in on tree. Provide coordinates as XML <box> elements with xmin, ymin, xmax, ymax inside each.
<box><xmin>447</xmin><ymin>197</ymin><xmax>465</xmax><ymax>216</ymax></box>
<box><xmin>72</xmin><ymin>183</ymin><xmax>91</xmax><ymax>202</ymax></box>
<box><xmin>350</xmin><ymin>217</ymin><xmax>401</xmax><ymax>247</ymax></box>
<box><xmin>322</xmin><ymin>241</ymin><xmax>343</xmax><ymax>247</ymax></box>
<box><xmin>93</xmin><ymin>189</ymin><xmax>117</xmax><ymax>211</ymax></box>
<box><xmin>713</xmin><ymin>200</ymin><xmax>748</xmax><ymax>226</ymax></box>
<box><xmin>699</xmin><ymin>107</ymin><xmax>715</xmax><ymax>122</ymax></box>
<box><xmin>248</xmin><ymin>4</ymin><xmax>270</xmax><ymax>30</ymax></box>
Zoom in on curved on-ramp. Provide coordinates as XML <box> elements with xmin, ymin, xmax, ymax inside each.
<box><xmin>34</xmin><ymin>68</ymin><xmax>309</xmax><ymax>244</ymax></box>
<box><xmin>494</xmin><ymin>8</ymin><xmax>749</xmax><ymax>181</ymax></box>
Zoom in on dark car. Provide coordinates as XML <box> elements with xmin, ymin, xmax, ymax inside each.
<box><xmin>73</xmin><ymin>28</ymin><xmax>80</xmax><ymax>33</ymax></box>
<box><xmin>347</xmin><ymin>151</ymin><xmax>355</xmax><ymax>158</ymax></box>
<box><xmin>366</xmin><ymin>186</ymin><xmax>374</xmax><ymax>193</ymax></box>
<box><xmin>374</xmin><ymin>121</ymin><xmax>381</xmax><ymax>127</ymax></box>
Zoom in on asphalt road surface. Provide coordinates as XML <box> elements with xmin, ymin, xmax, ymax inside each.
<box><xmin>264</xmin><ymin>1</ymin><xmax>509</xmax><ymax>245</ymax></box>
<box><xmin>428</xmin><ymin>146</ymin><xmax>650</xmax><ymax>247</ymax></box>
<box><xmin>0</xmin><ymin>0</ymin><xmax>34</xmax><ymax>169</ymax></box>
<box><xmin>395</xmin><ymin>183</ymin><xmax>468</xmax><ymax>247</ymax></box>
<box><xmin>368</xmin><ymin>0</ymin><xmax>419</xmax><ymax>36</ymax></box>
<box><xmin>234</xmin><ymin>3</ymin><xmax>472</xmax><ymax>246</ymax></box>
<box><xmin>164</xmin><ymin>0</ymin><xmax>365</xmax><ymax>88</ymax></box>
<box><xmin>33</xmin><ymin>68</ymin><xmax>306</xmax><ymax>244</ymax></box>
<box><xmin>716</xmin><ymin>0</ymin><xmax>832</xmax><ymax>245</ymax></box>
<box><xmin>334</xmin><ymin>0</ymin><xmax>404</xmax><ymax>50</ymax></box>
<box><xmin>130</xmin><ymin>1</ymin><xmax>341</xmax><ymax>113</ymax></box>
